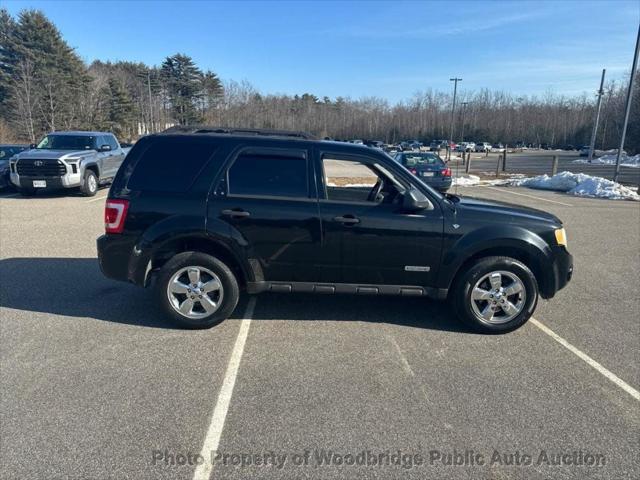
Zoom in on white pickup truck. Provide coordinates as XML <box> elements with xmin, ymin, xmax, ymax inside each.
<box><xmin>10</xmin><ymin>131</ymin><xmax>131</xmax><ymax>196</ymax></box>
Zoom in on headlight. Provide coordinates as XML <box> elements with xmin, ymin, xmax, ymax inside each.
<box><xmin>554</xmin><ymin>228</ymin><xmax>567</xmax><ymax>247</ymax></box>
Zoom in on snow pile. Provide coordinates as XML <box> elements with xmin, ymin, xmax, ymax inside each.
<box><xmin>452</xmin><ymin>174</ymin><xmax>481</xmax><ymax>186</ymax></box>
<box><xmin>508</xmin><ymin>171</ymin><xmax>639</xmax><ymax>201</ymax></box>
<box><xmin>572</xmin><ymin>154</ymin><xmax>640</xmax><ymax>168</ymax></box>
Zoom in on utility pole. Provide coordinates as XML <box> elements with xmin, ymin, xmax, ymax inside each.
<box><xmin>449</xmin><ymin>77</ymin><xmax>462</xmax><ymax>159</ymax></box>
<box><xmin>587</xmin><ymin>69</ymin><xmax>606</xmax><ymax>162</ymax></box>
<box><xmin>147</xmin><ymin>72</ymin><xmax>154</xmax><ymax>134</ymax></box>
<box><xmin>614</xmin><ymin>23</ymin><xmax>640</xmax><ymax>183</ymax></box>
<box><xmin>461</xmin><ymin>102</ymin><xmax>469</xmax><ymax>142</ymax></box>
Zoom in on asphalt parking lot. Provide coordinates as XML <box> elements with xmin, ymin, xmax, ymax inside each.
<box><xmin>1</xmin><ymin>186</ymin><xmax>638</xmax><ymax>479</ymax></box>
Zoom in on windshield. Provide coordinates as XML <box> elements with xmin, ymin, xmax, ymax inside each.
<box><xmin>36</xmin><ymin>135</ymin><xmax>97</xmax><ymax>150</ymax></box>
<box><xmin>402</xmin><ymin>153</ymin><xmax>442</xmax><ymax>166</ymax></box>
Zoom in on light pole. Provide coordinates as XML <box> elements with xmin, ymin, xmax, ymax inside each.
<box><xmin>460</xmin><ymin>101</ymin><xmax>470</xmax><ymax>142</ymax></box>
<box><xmin>614</xmin><ymin>23</ymin><xmax>640</xmax><ymax>183</ymax></box>
<box><xmin>587</xmin><ymin>69</ymin><xmax>606</xmax><ymax>162</ymax></box>
<box><xmin>449</xmin><ymin>77</ymin><xmax>462</xmax><ymax>159</ymax></box>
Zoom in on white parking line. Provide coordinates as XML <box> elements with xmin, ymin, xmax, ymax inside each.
<box><xmin>86</xmin><ymin>194</ymin><xmax>108</xmax><ymax>203</ymax></box>
<box><xmin>193</xmin><ymin>297</ymin><xmax>256</xmax><ymax>480</ymax></box>
<box><xmin>482</xmin><ymin>186</ymin><xmax>573</xmax><ymax>206</ymax></box>
<box><xmin>530</xmin><ymin>318</ymin><xmax>640</xmax><ymax>402</ymax></box>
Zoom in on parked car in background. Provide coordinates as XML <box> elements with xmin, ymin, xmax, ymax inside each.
<box><xmin>0</xmin><ymin>144</ymin><xmax>29</xmax><ymax>189</ymax></box>
<box><xmin>475</xmin><ymin>142</ymin><xmax>492</xmax><ymax>153</ymax></box>
<box><xmin>10</xmin><ymin>131</ymin><xmax>129</xmax><ymax>196</ymax></box>
<box><xmin>455</xmin><ymin>142</ymin><xmax>467</xmax><ymax>152</ymax></box>
<box><xmin>430</xmin><ymin>140</ymin><xmax>449</xmax><ymax>151</ymax></box>
<box><xmin>492</xmin><ymin>143</ymin><xmax>505</xmax><ymax>153</ymax></box>
<box><xmin>394</xmin><ymin>151</ymin><xmax>452</xmax><ymax>192</ymax></box>
<box><xmin>578</xmin><ymin>145</ymin><xmax>590</xmax><ymax>157</ymax></box>
<box><xmin>461</xmin><ymin>142</ymin><xmax>475</xmax><ymax>152</ymax></box>
<box><xmin>351</xmin><ymin>139</ymin><xmax>364</xmax><ymax>145</ymax></box>
<box><xmin>365</xmin><ymin>140</ymin><xmax>385</xmax><ymax>149</ymax></box>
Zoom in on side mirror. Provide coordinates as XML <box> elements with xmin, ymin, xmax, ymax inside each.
<box><xmin>99</xmin><ymin>144</ymin><xmax>112</xmax><ymax>152</ymax></box>
<box><xmin>403</xmin><ymin>188</ymin><xmax>431</xmax><ymax>211</ymax></box>
<box><xmin>29</xmin><ymin>143</ymin><xmax>36</xmax><ymax>149</ymax></box>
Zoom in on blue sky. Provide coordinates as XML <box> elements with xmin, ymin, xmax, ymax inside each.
<box><xmin>4</xmin><ymin>0</ymin><xmax>639</xmax><ymax>103</ymax></box>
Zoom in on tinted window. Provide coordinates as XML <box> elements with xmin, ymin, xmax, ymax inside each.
<box><xmin>106</xmin><ymin>135</ymin><xmax>119</xmax><ymax>149</ymax></box>
<box><xmin>127</xmin><ymin>137</ymin><xmax>217</xmax><ymax>192</ymax></box>
<box><xmin>228</xmin><ymin>154</ymin><xmax>308</xmax><ymax>198</ymax></box>
<box><xmin>36</xmin><ymin>135</ymin><xmax>96</xmax><ymax>150</ymax></box>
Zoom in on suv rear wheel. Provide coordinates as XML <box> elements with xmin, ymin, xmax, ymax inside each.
<box><xmin>156</xmin><ymin>252</ymin><xmax>239</xmax><ymax>329</ymax></box>
<box><xmin>451</xmin><ymin>256</ymin><xmax>538</xmax><ymax>333</ymax></box>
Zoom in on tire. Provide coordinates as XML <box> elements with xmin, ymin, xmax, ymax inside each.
<box><xmin>18</xmin><ymin>187</ymin><xmax>37</xmax><ymax>196</ymax></box>
<box><xmin>450</xmin><ymin>256</ymin><xmax>538</xmax><ymax>333</ymax></box>
<box><xmin>156</xmin><ymin>252</ymin><xmax>240</xmax><ymax>329</ymax></box>
<box><xmin>80</xmin><ymin>170</ymin><xmax>98</xmax><ymax>196</ymax></box>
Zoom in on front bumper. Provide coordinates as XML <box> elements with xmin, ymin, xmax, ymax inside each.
<box><xmin>10</xmin><ymin>171</ymin><xmax>81</xmax><ymax>189</ymax></box>
<box><xmin>545</xmin><ymin>246</ymin><xmax>573</xmax><ymax>298</ymax></box>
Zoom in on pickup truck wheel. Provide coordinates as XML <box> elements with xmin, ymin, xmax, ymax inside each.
<box><xmin>156</xmin><ymin>252</ymin><xmax>239</xmax><ymax>329</ymax></box>
<box><xmin>80</xmin><ymin>170</ymin><xmax>98</xmax><ymax>196</ymax></box>
<box><xmin>451</xmin><ymin>256</ymin><xmax>538</xmax><ymax>333</ymax></box>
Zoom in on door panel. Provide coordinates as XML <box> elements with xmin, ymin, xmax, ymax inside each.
<box><xmin>318</xmin><ymin>201</ymin><xmax>442</xmax><ymax>285</ymax></box>
<box><xmin>209</xmin><ymin>147</ymin><xmax>322</xmax><ymax>283</ymax></box>
<box><xmin>315</xmin><ymin>151</ymin><xmax>443</xmax><ymax>286</ymax></box>
<box><xmin>213</xmin><ymin>196</ymin><xmax>322</xmax><ymax>282</ymax></box>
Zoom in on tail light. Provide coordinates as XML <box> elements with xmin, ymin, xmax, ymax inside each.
<box><xmin>442</xmin><ymin>167</ymin><xmax>452</xmax><ymax>177</ymax></box>
<box><xmin>105</xmin><ymin>199</ymin><xmax>129</xmax><ymax>234</ymax></box>
<box><xmin>410</xmin><ymin>168</ymin><xmax>417</xmax><ymax>175</ymax></box>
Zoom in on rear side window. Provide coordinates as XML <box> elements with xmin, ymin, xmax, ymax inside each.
<box><xmin>228</xmin><ymin>154</ymin><xmax>308</xmax><ymax>198</ymax></box>
<box><xmin>127</xmin><ymin>137</ymin><xmax>217</xmax><ymax>192</ymax></box>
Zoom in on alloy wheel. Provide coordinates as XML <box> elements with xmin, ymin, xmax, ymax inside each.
<box><xmin>470</xmin><ymin>270</ymin><xmax>526</xmax><ymax>324</ymax></box>
<box><xmin>166</xmin><ymin>266</ymin><xmax>224</xmax><ymax>319</ymax></box>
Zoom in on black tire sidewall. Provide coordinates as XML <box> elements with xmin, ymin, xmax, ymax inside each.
<box><xmin>453</xmin><ymin>256</ymin><xmax>538</xmax><ymax>333</ymax></box>
<box><xmin>156</xmin><ymin>252</ymin><xmax>240</xmax><ymax>329</ymax></box>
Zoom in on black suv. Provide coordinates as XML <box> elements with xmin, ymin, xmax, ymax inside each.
<box><xmin>97</xmin><ymin>127</ymin><xmax>573</xmax><ymax>333</ymax></box>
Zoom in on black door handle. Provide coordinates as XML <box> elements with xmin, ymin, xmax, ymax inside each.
<box><xmin>222</xmin><ymin>209</ymin><xmax>251</xmax><ymax>218</ymax></box>
<box><xmin>333</xmin><ymin>215</ymin><xmax>360</xmax><ymax>225</ymax></box>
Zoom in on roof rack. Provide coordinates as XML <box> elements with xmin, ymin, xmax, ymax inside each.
<box><xmin>162</xmin><ymin>126</ymin><xmax>315</xmax><ymax>140</ymax></box>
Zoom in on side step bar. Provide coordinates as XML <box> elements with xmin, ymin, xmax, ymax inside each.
<box><xmin>247</xmin><ymin>281</ymin><xmax>446</xmax><ymax>299</ymax></box>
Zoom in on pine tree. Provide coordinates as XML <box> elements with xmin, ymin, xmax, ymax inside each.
<box><xmin>160</xmin><ymin>53</ymin><xmax>204</xmax><ymax>125</ymax></box>
<box><xmin>104</xmin><ymin>78</ymin><xmax>135</xmax><ymax>139</ymax></box>
<box><xmin>4</xmin><ymin>9</ymin><xmax>90</xmax><ymax>136</ymax></box>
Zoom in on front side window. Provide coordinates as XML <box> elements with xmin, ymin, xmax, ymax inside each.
<box><xmin>106</xmin><ymin>135</ymin><xmax>119</xmax><ymax>149</ymax></box>
<box><xmin>322</xmin><ymin>156</ymin><xmax>403</xmax><ymax>204</ymax></box>
<box><xmin>228</xmin><ymin>154</ymin><xmax>308</xmax><ymax>198</ymax></box>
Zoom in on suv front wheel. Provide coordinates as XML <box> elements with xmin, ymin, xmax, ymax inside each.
<box><xmin>156</xmin><ymin>252</ymin><xmax>240</xmax><ymax>328</ymax></box>
<box><xmin>451</xmin><ymin>256</ymin><xmax>538</xmax><ymax>333</ymax></box>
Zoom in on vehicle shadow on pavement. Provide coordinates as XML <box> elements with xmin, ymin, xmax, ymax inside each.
<box><xmin>251</xmin><ymin>292</ymin><xmax>472</xmax><ymax>333</ymax></box>
<box><xmin>0</xmin><ymin>257</ymin><xmax>471</xmax><ymax>333</ymax></box>
<box><xmin>0</xmin><ymin>257</ymin><xmax>178</xmax><ymax>329</ymax></box>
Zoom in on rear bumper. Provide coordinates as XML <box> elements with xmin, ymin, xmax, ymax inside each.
<box><xmin>422</xmin><ymin>176</ymin><xmax>452</xmax><ymax>191</ymax></box>
<box><xmin>97</xmin><ymin>234</ymin><xmax>151</xmax><ymax>287</ymax></box>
